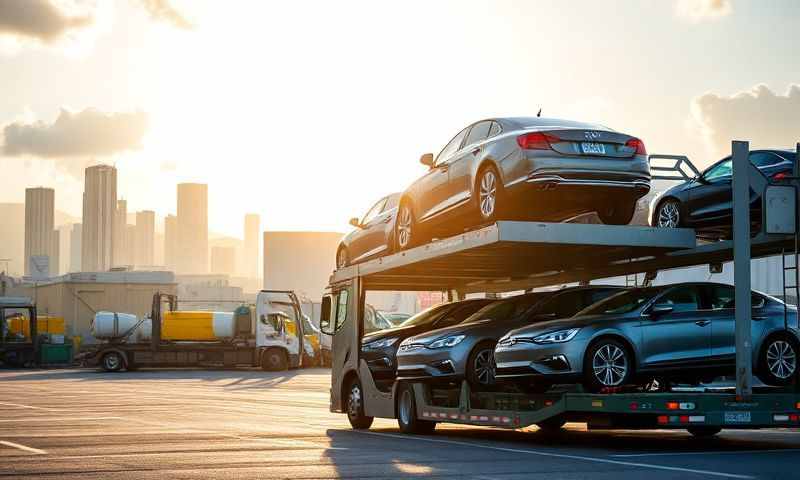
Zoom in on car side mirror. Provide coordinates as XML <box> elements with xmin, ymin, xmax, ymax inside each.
<box><xmin>349</xmin><ymin>217</ymin><xmax>361</xmax><ymax>228</ymax></box>
<box><xmin>320</xmin><ymin>295</ymin><xmax>333</xmax><ymax>335</ymax></box>
<box><xmin>420</xmin><ymin>153</ymin><xmax>434</xmax><ymax>168</ymax></box>
<box><xmin>649</xmin><ymin>304</ymin><xmax>674</xmax><ymax>317</ymax></box>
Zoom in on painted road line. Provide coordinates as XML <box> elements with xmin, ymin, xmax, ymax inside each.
<box><xmin>0</xmin><ymin>440</ymin><xmax>47</xmax><ymax>455</ymax></box>
<box><xmin>612</xmin><ymin>448</ymin><xmax>800</xmax><ymax>458</ymax></box>
<box><xmin>358</xmin><ymin>431</ymin><xmax>755</xmax><ymax>480</ymax></box>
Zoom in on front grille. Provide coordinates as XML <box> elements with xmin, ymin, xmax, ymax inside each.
<box><xmin>397</xmin><ymin>368</ymin><xmax>429</xmax><ymax>378</ymax></box>
<box><xmin>496</xmin><ymin>366</ymin><xmax>536</xmax><ymax>376</ymax></box>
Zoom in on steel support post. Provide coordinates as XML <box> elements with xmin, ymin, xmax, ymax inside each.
<box><xmin>733</xmin><ymin>140</ymin><xmax>753</xmax><ymax>399</ymax></box>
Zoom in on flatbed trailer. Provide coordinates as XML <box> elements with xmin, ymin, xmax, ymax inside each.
<box><xmin>321</xmin><ymin>141</ymin><xmax>800</xmax><ymax>436</ymax></box>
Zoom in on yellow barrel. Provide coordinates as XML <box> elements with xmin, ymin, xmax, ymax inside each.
<box><xmin>7</xmin><ymin>315</ymin><xmax>65</xmax><ymax>338</ymax></box>
<box><xmin>161</xmin><ymin>311</ymin><xmax>234</xmax><ymax>341</ymax></box>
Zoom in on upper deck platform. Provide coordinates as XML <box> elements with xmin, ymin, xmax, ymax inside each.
<box><xmin>330</xmin><ymin>221</ymin><xmax>794</xmax><ymax>293</ymax></box>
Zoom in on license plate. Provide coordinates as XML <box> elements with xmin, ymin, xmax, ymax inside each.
<box><xmin>581</xmin><ymin>142</ymin><xmax>606</xmax><ymax>155</ymax></box>
<box><xmin>724</xmin><ymin>411</ymin><xmax>751</xmax><ymax>424</ymax></box>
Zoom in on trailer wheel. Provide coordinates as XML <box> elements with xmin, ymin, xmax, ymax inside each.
<box><xmin>536</xmin><ymin>416</ymin><xmax>566</xmax><ymax>433</ymax></box>
<box><xmin>397</xmin><ymin>383</ymin><xmax>436</xmax><ymax>434</ymax></box>
<box><xmin>101</xmin><ymin>352</ymin><xmax>123</xmax><ymax>372</ymax></box>
<box><xmin>261</xmin><ymin>348</ymin><xmax>288</xmax><ymax>371</ymax></box>
<box><xmin>346</xmin><ymin>377</ymin><xmax>374</xmax><ymax>430</ymax></box>
<box><xmin>687</xmin><ymin>426</ymin><xmax>721</xmax><ymax>437</ymax></box>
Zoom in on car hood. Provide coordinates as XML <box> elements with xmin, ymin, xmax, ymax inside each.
<box><xmin>505</xmin><ymin>314</ymin><xmax>626</xmax><ymax>338</ymax></box>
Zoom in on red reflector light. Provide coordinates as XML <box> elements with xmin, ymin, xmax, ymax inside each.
<box><xmin>517</xmin><ymin>132</ymin><xmax>560</xmax><ymax>150</ymax></box>
<box><xmin>679</xmin><ymin>415</ymin><xmax>690</xmax><ymax>423</ymax></box>
<box><xmin>625</xmin><ymin>138</ymin><xmax>647</xmax><ymax>155</ymax></box>
<box><xmin>629</xmin><ymin>402</ymin><xmax>639</xmax><ymax>411</ymax></box>
<box><xmin>772</xmin><ymin>170</ymin><xmax>791</xmax><ymax>181</ymax></box>
<box><xmin>791</xmin><ymin>414</ymin><xmax>799</xmax><ymax>422</ymax></box>
<box><xmin>657</xmin><ymin>415</ymin><xmax>668</xmax><ymax>424</ymax></box>
<box><xmin>666</xmin><ymin>402</ymin><xmax>679</xmax><ymax>410</ymax></box>
<box><xmin>795</xmin><ymin>402</ymin><xmax>800</xmax><ymax>409</ymax></box>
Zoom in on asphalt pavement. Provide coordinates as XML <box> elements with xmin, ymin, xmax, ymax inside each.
<box><xmin>1</xmin><ymin>368</ymin><xmax>799</xmax><ymax>479</ymax></box>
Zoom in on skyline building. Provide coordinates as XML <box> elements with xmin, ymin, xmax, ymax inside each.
<box><xmin>81</xmin><ymin>165</ymin><xmax>117</xmax><ymax>272</ymax></box>
<box><xmin>24</xmin><ymin>187</ymin><xmax>58</xmax><ymax>277</ymax></box>
<box><xmin>177</xmin><ymin>183</ymin><xmax>208</xmax><ymax>274</ymax></box>
<box><xmin>113</xmin><ymin>199</ymin><xmax>129</xmax><ymax>266</ymax></box>
<box><xmin>243</xmin><ymin>213</ymin><xmax>260</xmax><ymax>279</ymax></box>
<box><xmin>69</xmin><ymin>223</ymin><xmax>82</xmax><ymax>273</ymax></box>
<box><xmin>211</xmin><ymin>246</ymin><xmax>236</xmax><ymax>276</ymax></box>
<box><xmin>134</xmin><ymin>210</ymin><xmax>155</xmax><ymax>266</ymax></box>
<box><xmin>164</xmin><ymin>214</ymin><xmax>178</xmax><ymax>272</ymax></box>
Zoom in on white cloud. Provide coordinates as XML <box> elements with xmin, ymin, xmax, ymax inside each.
<box><xmin>691</xmin><ymin>84</ymin><xmax>800</xmax><ymax>157</ymax></box>
<box><xmin>676</xmin><ymin>0</ymin><xmax>732</xmax><ymax>22</ymax></box>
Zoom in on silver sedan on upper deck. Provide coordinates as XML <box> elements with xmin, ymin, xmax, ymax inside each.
<box><xmin>394</xmin><ymin>117</ymin><xmax>650</xmax><ymax>250</ymax></box>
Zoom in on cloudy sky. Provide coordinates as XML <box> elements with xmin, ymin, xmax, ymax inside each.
<box><xmin>0</xmin><ymin>0</ymin><xmax>798</xmax><ymax>236</ymax></box>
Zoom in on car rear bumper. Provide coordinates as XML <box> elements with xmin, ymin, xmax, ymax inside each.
<box><xmin>526</xmin><ymin>171</ymin><xmax>650</xmax><ymax>195</ymax></box>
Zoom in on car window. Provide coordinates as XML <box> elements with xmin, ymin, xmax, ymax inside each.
<box><xmin>532</xmin><ymin>291</ymin><xmax>587</xmax><ymax>318</ymax></box>
<box><xmin>656</xmin><ymin>286</ymin><xmax>701</xmax><ymax>313</ymax></box>
<box><xmin>750</xmin><ymin>152</ymin><xmax>788</xmax><ymax>169</ymax></box>
<box><xmin>775</xmin><ymin>151</ymin><xmax>797</xmax><ymax>163</ymax></box>
<box><xmin>579</xmin><ymin>288</ymin><xmax>662</xmax><ymax>315</ymax></box>
<box><xmin>434</xmin><ymin>299</ymin><xmax>495</xmax><ymax>328</ymax></box>
<box><xmin>488</xmin><ymin>121</ymin><xmax>502</xmax><ymax>138</ymax></box>
<box><xmin>720</xmin><ymin>292</ymin><xmax>767</xmax><ymax>309</ymax></box>
<box><xmin>361</xmin><ymin>198</ymin><xmax>387</xmax><ymax>225</ymax></box>
<box><xmin>464</xmin><ymin>121</ymin><xmax>492</xmax><ymax>147</ymax></box>
<box><xmin>585</xmin><ymin>288</ymin><xmax>621</xmax><ymax>306</ymax></box>
<box><xmin>383</xmin><ymin>194</ymin><xmax>399</xmax><ymax>211</ymax></box>
<box><xmin>461</xmin><ymin>293</ymin><xmax>549</xmax><ymax>324</ymax></box>
<box><xmin>435</xmin><ymin>127</ymin><xmax>468</xmax><ymax>165</ymax></box>
<box><xmin>708</xmin><ymin>285</ymin><xmax>735</xmax><ymax>310</ymax></box>
<box><xmin>398</xmin><ymin>303</ymin><xmax>452</xmax><ymax>327</ymax></box>
<box><xmin>703</xmin><ymin>158</ymin><xmax>732</xmax><ymax>183</ymax></box>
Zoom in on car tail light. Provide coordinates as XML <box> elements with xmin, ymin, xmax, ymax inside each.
<box><xmin>625</xmin><ymin>138</ymin><xmax>647</xmax><ymax>156</ymax></box>
<box><xmin>772</xmin><ymin>170</ymin><xmax>791</xmax><ymax>181</ymax></box>
<box><xmin>517</xmin><ymin>132</ymin><xmax>560</xmax><ymax>150</ymax></box>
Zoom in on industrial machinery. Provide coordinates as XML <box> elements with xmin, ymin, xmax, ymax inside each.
<box><xmin>82</xmin><ymin>289</ymin><xmax>320</xmax><ymax>372</ymax></box>
<box><xmin>322</xmin><ymin>142</ymin><xmax>800</xmax><ymax>437</ymax></box>
<box><xmin>0</xmin><ymin>297</ymin><xmax>38</xmax><ymax>367</ymax></box>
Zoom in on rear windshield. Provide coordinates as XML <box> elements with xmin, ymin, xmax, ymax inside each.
<box><xmin>511</xmin><ymin>117</ymin><xmax>608</xmax><ymax>131</ymax></box>
<box><xmin>775</xmin><ymin>151</ymin><xmax>797</xmax><ymax>163</ymax></box>
<box><xmin>460</xmin><ymin>292</ymin><xmax>551</xmax><ymax>324</ymax></box>
<box><xmin>577</xmin><ymin>288</ymin><xmax>662</xmax><ymax>316</ymax></box>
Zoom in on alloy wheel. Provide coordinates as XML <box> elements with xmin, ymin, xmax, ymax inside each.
<box><xmin>767</xmin><ymin>340</ymin><xmax>796</xmax><ymax>379</ymax></box>
<box><xmin>479</xmin><ymin>170</ymin><xmax>497</xmax><ymax>219</ymax></box>
<box><xmin>397</xmin><ymin>205</ymin><xmax>412</xmax><ymax>249</ymax></box>
<box><xmin>348</xmin><ymin>383</ymin><xmax>363</xmax><ymax>419</ymax></box>
<box><xmin>103</xmin><ymin>353</ymin><xmax>121</xmax><ymax>371</ymax></box>
<box><xmin>657</xmin><ymin>201</ymin><xmax>680</xmax><ymax>228</ymax></box>
<box><xmin>592</xmin><ymin>344</ymin><xmax>627</xmax><ymax>387</ymax></box>
<box><xmin>473</xmin><ymin>349</ymin><xmax>496</xmax><ymax>385</ymax></box>
<box><xmin>399</xmin><ymin>389</ymin><xmax>413</xmax><ymax>426</ymax></box>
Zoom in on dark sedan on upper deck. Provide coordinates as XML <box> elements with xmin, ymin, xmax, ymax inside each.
<box><xmin>394</xmin><ymin>117</ymin><xmax>650</xmax><ymax>250</ymax></box>
<box><xmin>652</xmin><ymin>149</ymin><xmax>796</xmax><ymax>239</ymax></box>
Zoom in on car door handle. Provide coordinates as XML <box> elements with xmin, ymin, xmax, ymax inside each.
<box><xmin>695</xmin><ymin>320</ymin><xmax>710</xmax><ymax>327</ymax></box>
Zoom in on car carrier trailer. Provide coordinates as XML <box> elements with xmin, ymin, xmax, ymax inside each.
<box><xmin>82</xmin><ymin>289</ymin><xmax>317</xmax><ymax>372</ymax></box>
<box><xmin>320</xmin><ymin>141</ymin><xmax>800</xmax><ymax>436</ymax></box>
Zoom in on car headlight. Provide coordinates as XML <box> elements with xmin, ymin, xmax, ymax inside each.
<box><xmin>427</xmin><ymin>335</ymin><xmax>465</xmax><ymax>349</ymax></box>
<box><xmin>532</xmin><ymin>328</ymin><xmax>580</xmax><ymax>344</ymax></box>
<box><xmin>363</xmin><ymin>337</ymin><xmax>398</xmax><ymax>350</ymax></box>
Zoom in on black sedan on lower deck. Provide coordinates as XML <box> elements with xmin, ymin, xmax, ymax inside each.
<box><xmin>652</xmin><ymin>149</ymin><xmax>796</xmax><ymax>239</ymax></box>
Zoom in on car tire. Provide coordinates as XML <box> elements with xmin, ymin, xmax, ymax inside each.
<box><xmin>101</xmin><ymin>352</ymin><xmax>124</xmax><ymax>372</ymax></box>
<box><xmin>757</xmin><ymin>334</ymin><xmax>798</xmax><ymax>386</ymax></box>
<box><xmin>654</xmin><ymin>198</ymin><xmax>682</xmax><ymax>228</ymax></box>
<box><xmin>346</xmin><ymin>377</ymin><xmax>374</xmax><ymax>430</ymax></box>
<box><xmin>466</xmin><ymin>341</ymin><xmax>497</xmax><ymax>388</ymax></box>
<box><xmin>598</xmin><ymin>202</ymin><xmax>636</xmax><ymax>226</ymax></box>
<box><xmin>261</xmin><ymin>348</ymin><xmax>288</xmax><ymax>371</ymax></box>
<box><xmin>395</xmin><ymin>200</ymin><xmax>418</xmax><ymax>251</ymax></box>
<box><xmin>336</xmin><ymin>247</ymin><xmax>349</xmax><ymax>269</ymax></box>
<box><xmin>687</xmin><ymin>426</ymin><xmax>722</xmax><ymax>437</ymax></box>
<box><xmin>476</xmin><ymin>165</ymin><xmax>502</xmax><ymax>224</ymax></box>
<box><xmin>397</xmin><ymin>383</ymin><xmax>436</xmax><ymax>434</ymax></box>
<box><xmin>536</xmin><ymin>416</ymin><xmax>566</xmax><ymax>433</ymax></box>
<box><xmin>583</xmin><ymin>338</ymin><xmax>634</xmax><ymax>393</ymax></box>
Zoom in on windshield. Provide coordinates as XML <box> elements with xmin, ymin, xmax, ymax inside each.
<box><xmin>460</xmin><ymin>293</ymin><xmax>550</xmax><ymax>324</ymax></box>
<box><xmin>577</xmin><ymin>288</ymin><xmax>662</xmax><ymax>315</ymax></box>
<box><xmin>398</xmin><ymin>303</ymin><xmax>451</xmax><ymax>327</ymax></box>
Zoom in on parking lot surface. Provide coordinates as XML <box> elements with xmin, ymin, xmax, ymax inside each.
<box><xmin>0</xmin><ymin>368</ymin><xmax>799</xmax><ymax>479</ymax></box>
